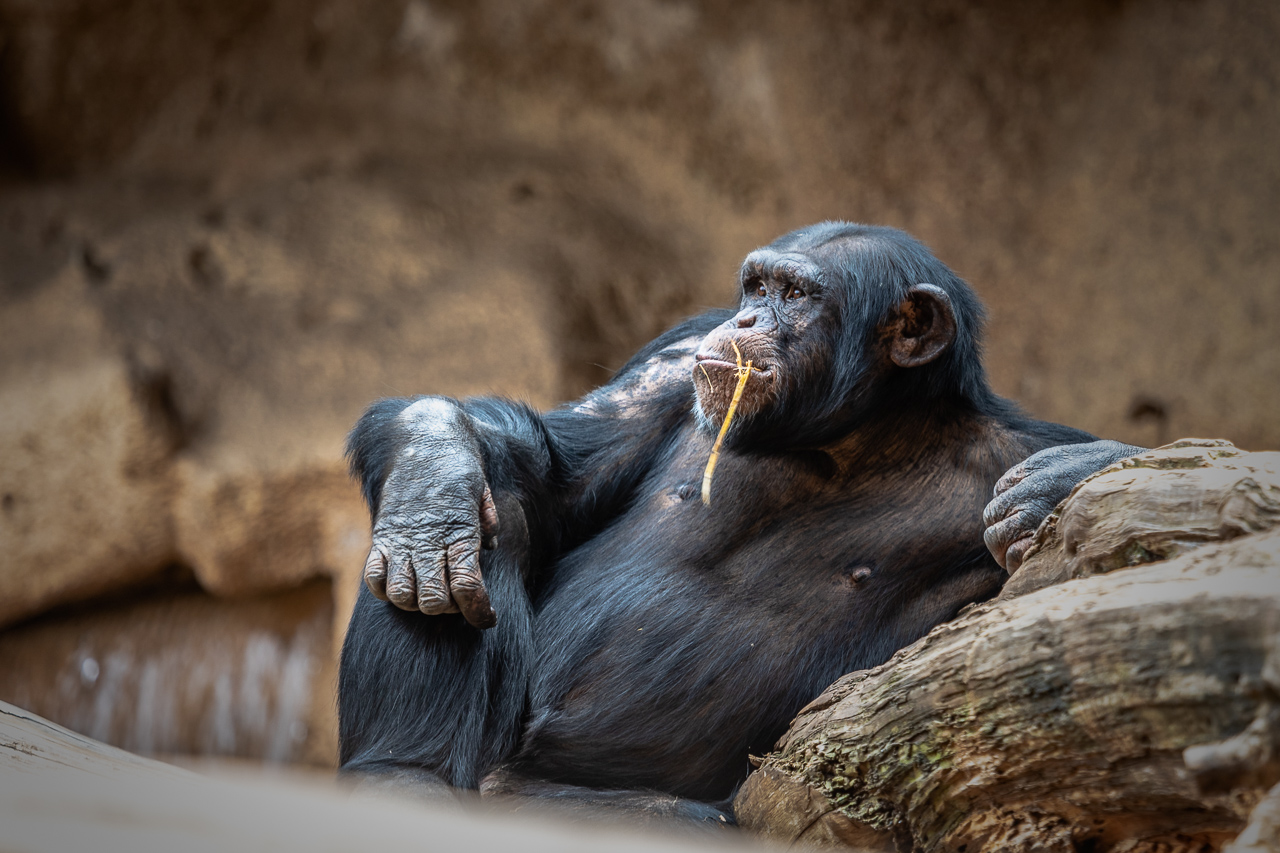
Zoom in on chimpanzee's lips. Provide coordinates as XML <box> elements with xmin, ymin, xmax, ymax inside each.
<box><xmin>695</xmin><ymin>357</ymin><xmax>737</xmax><ymax>370</ymax></box>
<box><xmin>693</xmin><ymin>355</ymin><xmax>773</xmax><ymax>377</ymax></box>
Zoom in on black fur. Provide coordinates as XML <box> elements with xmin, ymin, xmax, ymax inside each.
<box><xmin>337</xmin><ymin>223</ymin><xmax>1098</xmax><ymax>816</ymax></box>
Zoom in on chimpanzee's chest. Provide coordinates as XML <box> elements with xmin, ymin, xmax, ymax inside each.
<box><xmin>519</xmin><ymin>427</ymin><xmax>996</xmax><ymax>800</ymax></box>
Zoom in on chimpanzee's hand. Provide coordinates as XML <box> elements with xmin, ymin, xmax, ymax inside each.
<box><xmin>983</xmin><ymin>440</ymin><xmax>1144</xmax><ymax>573</ymax></box>
<box><xmin>363</xmin><ymin>398</ymin><xmax>501</xmax><ymax>629</ymax></box>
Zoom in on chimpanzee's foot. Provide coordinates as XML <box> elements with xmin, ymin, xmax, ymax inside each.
<box><xmin>343</xmin><ymin>765</ymin><xmax>476</xmax><ymax>813</ymax></box>
<box><xmin>480</xmin><ymin>766</ymin><xmax>735</xmax><ymax>832</ymax></box>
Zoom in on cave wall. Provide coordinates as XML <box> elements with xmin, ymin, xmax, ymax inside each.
<box><xmin>0</xmin><ymin>0</ymin><xmax>1276</xmax><ymax>766</ymax></box>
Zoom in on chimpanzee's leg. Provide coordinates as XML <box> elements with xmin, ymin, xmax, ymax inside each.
<box><xmin>479</xmin><ymin>767</ymin><xmax>735</xmax><ymax>831</ymax></box>
<box><xmin>338</xmin><ymin>535</ymin><xmax>533</xmax><ymax>795</ymax></box>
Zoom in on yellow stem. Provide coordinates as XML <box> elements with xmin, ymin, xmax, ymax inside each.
<box><xmin>702</xmin><ymin>342</ymin><xmax>752</xmax><ymax>506</ymax></box>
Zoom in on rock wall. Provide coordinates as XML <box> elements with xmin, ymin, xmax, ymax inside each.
<box><xmin>0</xmin><ymin>580</ymin><xmax>336</xmax><ymax>766</ymax></box>
<box><xmin>0</xmin><ymin>0</ymin><xmax>1277</xmax><ymax>766</ymax></box>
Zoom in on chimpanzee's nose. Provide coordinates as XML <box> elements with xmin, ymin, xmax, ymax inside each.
<box><xmin>736</xmin><ymin>312</ymin><xmax>757</xmax><ymax>329</ymax></box>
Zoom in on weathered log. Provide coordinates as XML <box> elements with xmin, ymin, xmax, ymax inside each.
<box><xmin>1193</xmin><ymin>585</ymin><xmax>1280</xmax><ymax>853</ymax></box>
<box><xmin>1003</xmin><ymin>439</ymin><xmax>1280</xmax><ymax>598</ymax></box>
<box><xmin>1225</xmin><ymin>782</ymin><xmax>1280</xmax><ymax>853</ymax></box>
<box><xmin>735</xmin><ymin>443</ymin><xmax>1280</xmax><ymax>852</ymax></box>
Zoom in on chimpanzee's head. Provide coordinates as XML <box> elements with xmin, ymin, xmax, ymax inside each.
<box><xmin>692</xmin><ymin>222</ymin><xmax>989</xmax><ymax>447</ymax></box>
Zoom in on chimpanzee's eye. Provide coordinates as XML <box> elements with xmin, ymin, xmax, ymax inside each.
<box><xmin>756</xmin><ymin>283</ymin><xmax>767</xmax><ymax>297</ymax></box>
<box><xmin>787</xmin><ymin>285</ymin><xmax>804</xmax><ymax>300</ymax></box>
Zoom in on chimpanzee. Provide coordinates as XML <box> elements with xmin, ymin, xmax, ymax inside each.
<box><xmin>338</xmin><ymin>222</ymin><xmax>1139</xmax><ymax>824</ymax></box>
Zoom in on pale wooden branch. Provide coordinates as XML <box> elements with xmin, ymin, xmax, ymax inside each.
<box><xmin>0</xmin><ymin>702</ymin><xmax>726</xmax><ymax>853</ymax></box>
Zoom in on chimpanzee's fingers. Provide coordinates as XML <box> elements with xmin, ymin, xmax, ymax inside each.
<box><xmin>982</xmin><ymin>477</ymin><xmax>1024</xmax><ymax>528</ymax></box>
<box><xmin>984</xmin><ymin>470</ymin><xmax>1062</xmax><ymax>571</ymax></box>
<box><xmin>447</xmin><ymin>539</ymin><xmax>496</xmax><ymax>630</ymax></box>
<box><xmin>363</xmin><ymin>545</ymin><xmax>389</xmax><ymax>600</ymax></box>
<box><xmin>1004</xmin><ymin>535</ymin><xmax>1037</xmax><ymax>574</ymax></box>
<box><xmin>385</xmin><ymin>552</ymin><xmax>419</xmax><ymax>610</ymax></box>
<box><xmin>415</xmin><ymin>548</ymin><xmax>459</xmax><ymax>615</ymax></box>
<box><xmin>480</xmin><ymin>484</ymin><xmax>500</xmax><ymax>550</ymax></box>
<box><xmin>983</xmin><ymin>511</ymin><xmax>1035</xmax><ymax>572</ymax></box>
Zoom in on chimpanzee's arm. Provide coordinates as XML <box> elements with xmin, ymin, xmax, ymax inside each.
<box><xmin>346</xmin><ymin>310</ymin><xmax>730</xmax><ymax>627</ymax></box>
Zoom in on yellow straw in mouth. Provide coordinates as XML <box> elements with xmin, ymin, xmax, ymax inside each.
<box><xmin>701</xmin><ymin>341</ymin><xmax>753</xmax><ymax>506</ymax></box>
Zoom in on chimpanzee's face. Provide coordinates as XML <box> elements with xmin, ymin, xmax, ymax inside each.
<box><xmin>692</xmin><ymin>249</ymin><xmax>832</xmax><ymax>432</ymax></box>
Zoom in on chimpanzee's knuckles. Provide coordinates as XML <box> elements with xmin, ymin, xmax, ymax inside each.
<box><xmin>984</xmin><ymin>484</ymin><xmax>1060</xmax><ymax>565</ymax></box>
<box><xmin>982</xmin><ymin>485</ymin><xmax>1020</xmax><ymax>527</ymax></box>
<box><xmin>992</xmin><ymin>462</ymin><xmax>1029</xmax><ymax>498</ymax></box>
<box><xmin>1016</xmin><ymin>469</ymin><xmax>1077</xmax><ymax>518</ymax></box>
<box><xmin>1011</xmin><ymin>442</ymin><xmax>1118</xmax><ymax>488</ymax></box>
<box><xmin>984</xmin><ymin>473</ymin><xmax>1049</xmax><ymax>526</ymax></box>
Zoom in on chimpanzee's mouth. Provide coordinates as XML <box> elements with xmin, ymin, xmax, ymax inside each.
<box><xmin>693</xmin><ymin>354</ymin><xmax>774</xmax><ymax>377</ymax></box>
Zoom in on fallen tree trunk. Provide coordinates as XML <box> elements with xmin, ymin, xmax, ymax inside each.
<box><xmin>735</xmin><ymin>442</ymin><xmax>1280</xmax><ymax>852</ymax></box>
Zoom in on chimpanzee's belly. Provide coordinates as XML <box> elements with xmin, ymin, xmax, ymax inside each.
<box><xmin>523</xmin><ymin>530</ymin><xmax>823</xmax><ymax>798</ymax></box>
<box><xmin>516</xmin><ymin>436</ymin><xmax>971</xmax><ymax>800</ymax></box>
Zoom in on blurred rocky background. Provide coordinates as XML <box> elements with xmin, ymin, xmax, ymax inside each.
<box><xmin>0</xmin><ymin>0</ymin><xmax>1276</xmax><ymax>770</ymax></box>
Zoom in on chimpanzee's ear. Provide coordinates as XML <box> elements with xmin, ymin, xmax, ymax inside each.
<box><xmin>888</xmin><ymin>283</ymin><xmax>956</xmax><ymax>368</ymax></box>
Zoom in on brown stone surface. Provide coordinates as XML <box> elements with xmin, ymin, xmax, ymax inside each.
<box><xmin>2</xmin><ymin>0</ymin><xmax>1278</xmax><ymax>443</ymax></box>
<box><xmin>0</xmin><ymin>580</ymin><xmax>335</xmax><ymax>766</ymax></box>
<box><xmin>0</xmin><ymin>278</ymin><xmax>178</xmax><ymax>627</ymax></box>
